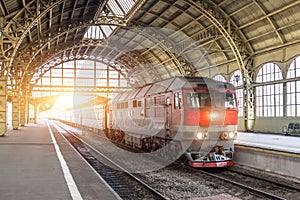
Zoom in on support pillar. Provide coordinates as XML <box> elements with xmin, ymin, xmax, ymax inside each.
<box><xmin>34</xmin><ymin>102</ymin><xmax>38</xmax><ymax>124</ymax></box>
<box><xmin>25</xmin><ymin>95</ymin><xmax>29</xmax><ymax>124</ymax></box>
<box><xmin>12</xmin><ymin>90</ymin><xmax>19</xmax><ymax>130</ymax></box>
<box><xmin>20</xmin><ymin>94</ymin><xmax>26</xmax><ymax>126</ymax></box>
<box><xmin>243</xmin><ymin>59</ymin><xmax>256</xmax><ymax>132</ymax></box>
<box><xmin>0</xmin><ymin>76</ymin><xmax>7</xmax><ymax>136</ymax></box>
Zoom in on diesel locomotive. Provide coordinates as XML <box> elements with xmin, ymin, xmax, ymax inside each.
<box><xmin>104</xmin><ymin>76</ymin><xmax>238</xmax><ymax>168</ymax></box>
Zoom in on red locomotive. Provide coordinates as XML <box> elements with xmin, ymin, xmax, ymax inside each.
<box><xmin>104</xmin><ymin>76</ymin><xmax>238</xmax><ymax>168</ymax></box>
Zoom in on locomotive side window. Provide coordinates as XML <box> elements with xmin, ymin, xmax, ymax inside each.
<box><xmin>174</xmin><ymin>92</ymin><xmax>182</xmax><ymax>109</ymax></box>
<box><xmin>186</xmin><ymin>92</ymin><xmax>211</xmax><ymax>108</ymax></box>
<box><xmin>133</xmin><ymin>100</ymin><xmax>142</xmax><ymax>108</ymax></box>
<box><xmin>145</xmin><ymin>97</ymin><xmax>153</xmax><ymax>117</ymax></box>
<box><xmin>215</xmin><ymin>92</ymin><xmax>237</xmax><ymax>108</ymax></box>
<box><xmin>133</xmin><ymin>100</ymin><xmax>137</xmax><ymax>107</ymax></box>
<box><xmin>155</xmin><ymin>95</ymin><xmax>165</xmax><ymax>118</ymax></box>
<box><xmin>155</xmin><ymin>95</ymin><xmax>165</xmax><ymax>105</ymax></box>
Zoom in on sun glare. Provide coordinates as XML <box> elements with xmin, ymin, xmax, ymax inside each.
<box><xmin>52</xmin><ymin>96</ymin><xmax>74</xmax><ymax>110</ymax></box>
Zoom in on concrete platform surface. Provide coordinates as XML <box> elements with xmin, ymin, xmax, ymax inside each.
<box><xmin>235</xmin><ymin>132</ymin><xmax>300</xmax><ymax>154</ymax></box>
<box><xmin>0</xmin><ymin>121</ymin><xmax>119</xmax><ymax>200</ymax></box>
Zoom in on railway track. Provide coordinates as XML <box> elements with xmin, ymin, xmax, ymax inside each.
<box><xmin>198</xmin><ymin>168</ymin><xmax>300</xmax><ymax>200</ymax></box>
<box><xmin>51</xmin><ymin>121</ymin><xmax>169</xmax><ymax>200</ymax></box>
<box><xmin>54</xmin><ymin>120</ymin><xmax>300</xmax><ymax>200</ymax></box>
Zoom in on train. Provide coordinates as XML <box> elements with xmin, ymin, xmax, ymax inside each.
<box><xmin>56</xmin><ymin>76</ymin><xmax>238</xmax><ymax>168</ymax></box>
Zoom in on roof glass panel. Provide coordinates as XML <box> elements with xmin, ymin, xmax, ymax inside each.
<box><xmin>102</xmin><ymin>25</ymin><xmax>116</xmax><ymax>38</ymax></box>
<box><xmin>107</xmin><ymin>0</ymin><xmax>124</xmax><ymax>16</ymax></box>
<box><xmin>107</xmin><ymin>0</ymin><xmax>136</xmax><ymax>17</ymax></box>
<box><xmin>84</xmin><ymin>26</ymin><xmax>104</xmax><ymax>39</ymax></box>
<box><xmin>119</xmin><ymin>0</ymin><xmax>135</xmax><ymax>13</ymax></box>
<box><xmin>84</xmin><ymin>25</ymin><xmax>117</xmax><ymax>40</ymax></box>
<box><xmin>84</xmin><ymin>0</ymin><xmax>137</xmax><ymax>40</ymax></box>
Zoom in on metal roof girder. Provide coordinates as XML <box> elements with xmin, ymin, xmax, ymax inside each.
<box><xmin>7</xmin><ymin>0</ymin><xmax>64</xmax><ymax>71</ymax></box>
<box><xmin>187</xmin><ymin>0</ymin><xmax>250</xmax><ymax>77</ymax></box>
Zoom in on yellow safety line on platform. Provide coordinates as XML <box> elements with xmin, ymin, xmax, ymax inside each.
<box><xmin>235</xmin><ymin>145</ymin><xmax>300</xmax><ymax>159</ymax></box>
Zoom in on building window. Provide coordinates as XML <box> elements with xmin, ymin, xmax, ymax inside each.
<box><xmin>230</xmin><ymin>70</ymin><xmax>244</xmax><ymax>117</ymax></box>
<box><xmin>287</xmin><ymin>56</ymin><xmax>300</xmax><ymax>116</ymax></box>
<box><xmin>33</xmin><ymin>60</ymin><xmax>128</xmax><ymax>97</ymax></box>
<box><xmin>213</xmin><ymin>74</ymin><xmax>226</xmax><ymax>82</ymax></box>
<box><xmin>256</xmin><ymin>63</ymin><xmax>283</xmax><ymax>117</ymax></box>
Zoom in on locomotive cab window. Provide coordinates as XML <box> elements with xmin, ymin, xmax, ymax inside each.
<box><xmin>215</xmin><ymin>92</ymin><xmax>237</xmax><ymax>108</ymax></box>
<box><xmin>186</xmin><ymin>92</ymin><xmax>211</xmax><ymax>108</ymax></box>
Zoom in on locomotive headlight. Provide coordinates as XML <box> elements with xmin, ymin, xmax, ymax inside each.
<box><xmin>196</xmin><ymin>132</ymin><xmax>207</xmax><ymax>140</ymax></box>
<box><xmin>228</xmin><ymin>131</ymin><xmax>235</xmax><ymax>139</ymax></box>
<box><xmin>210</xmin><ymin>112</ymin><xmax>219</xmax><ymax>120</ymax></box>
<box><xmin>196</xmin><ymin>132</ymin><xmax>204</xmax><ymax>140</ymax></box>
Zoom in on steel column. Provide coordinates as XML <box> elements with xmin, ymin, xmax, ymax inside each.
<box><xmin>20</xmin><ymin>94</ymin><xmax>26</xmax><ymax>126</ymax></box>
<box><xmin>243</xmin><ymin>59</ymin><xmax>256</xmax><ymax>131</ymax></box>
<box><xmin>12</xmin><ymin>90</ymin><xmax>19</xmax><ymax>130</ymax></box>
<box><xmin>34</xmin><ymin>102</ymin><xmax>38</xmax><ymax>124</ymax></box>
<box><xmin>0</xmin><ymin>76</ymin><xmax>7</xmax><ymax>136</ymax></box>
<box><xmin>25</xmin><ymin>92</ymin><xmax>29</xmax><ymax>124</ymax></box>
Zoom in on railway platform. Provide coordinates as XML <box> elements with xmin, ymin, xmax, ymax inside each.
<box><xmin>234</xmin><ymin>132</ymin><xmax>300</xmax><ymax>181</ymax></box>
<box><xmin>235</xmin><ymin>131</ymin><xmax>300</xmax><ymax>154</ymax></box>
<box><xmin>0</xmin><ymin>121</ymin><xmax>120</xmax><ymax>200</ymax></box>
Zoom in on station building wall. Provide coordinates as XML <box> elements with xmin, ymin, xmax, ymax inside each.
<box><xmin>218</xmin><ymin>44</ymin><xmax>300</xmax><ymax>134</ymax></box>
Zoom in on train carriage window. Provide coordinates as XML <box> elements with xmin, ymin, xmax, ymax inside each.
<box><xmin>174</xmin><ymin>92</ymin><xmax>182</xmax><ymax>109</ymax></box>
<box><xmin>133</xmin><ymin>100</ymin><xmax>137</xmax><ymax>107</ymax></box>
<box><xmin>155</xmin><ymin>95</ymin><xmax>165</xmax><ymax>105</ymax></box>
<box><xmin>154</xmin><ymin>95</ymin><xmax>165</xmax><ymax>118</ymax></box>
<box><xmin>133</xmin><ymin>99</ymin><xmax>142</xmax><ymax>108</ymax></box>
<box><xmin>145</xmin><ymin>97</ymin><xmax>153</xmax><ymax>117</ymax></box>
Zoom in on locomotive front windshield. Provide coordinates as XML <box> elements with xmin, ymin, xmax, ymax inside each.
<box><xmin>186</xmin><ymin>92</ymin><xmax>211</xmax><ymax>108</ymax></box>
<box><xmin>186</xmin><ymin>91</ymin><xmax>236</xmax><ymax>108</ymax></box>
<box><xmin>215</xmin><ymin>92</ymin><xmax>237</xmax><ymax>108</ymax></box>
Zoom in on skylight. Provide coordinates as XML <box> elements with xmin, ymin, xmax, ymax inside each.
<box><xmin>107</xmin><ymin>0</ymin><xmax>136</xmax><ymax>17</ymax></box>
<box><xmin>84</xmin><ymin>0</ymin><xmax>137</xmax><ymax>40</ymax></box>
<box><xmin>84</xmin><ymin>25</ymin><xmax>117</xmax><ymax>40</ymax></box>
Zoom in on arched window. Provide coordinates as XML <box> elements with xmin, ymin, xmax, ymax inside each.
<box><xmin>230</xmin><ymin>70</ymin><xmax>243</xmax><ymax>117</ymax></box>
<box><xmin>213</xmin><ymin>74</ymin><xmax>226</xmax><ymax>82</ymax></box>
<box><xmin>256</xmin><ymin>63</ymin><xmax>283</xmax><ymax>117</ymax></box>
<box><xmin>286</xmin><ymin>56</ymin><xmax>300</xmax><ymax>116</ymax></box>
<box><xmin>34</xmin><ymin>60</ymin><xmax>128</xmax><ymax>98</ymax></box>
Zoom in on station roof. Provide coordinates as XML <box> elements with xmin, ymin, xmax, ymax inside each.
<box><xmin>1</xmin><ymin>0</ymin><xmax>300</xmax><ymax>88</ymax></box>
